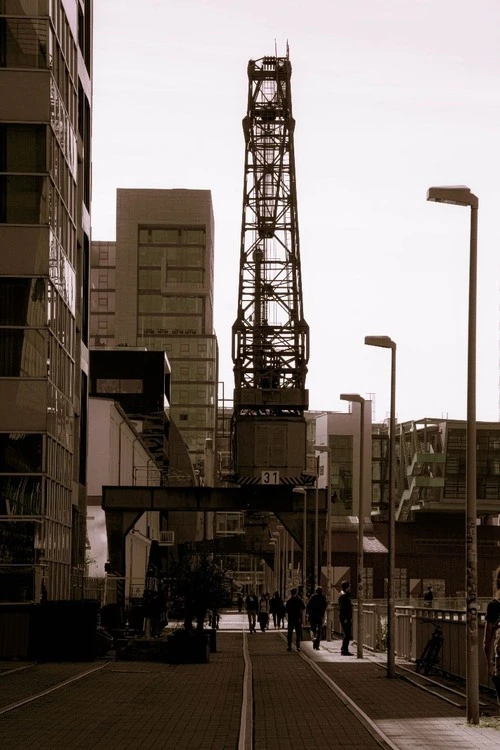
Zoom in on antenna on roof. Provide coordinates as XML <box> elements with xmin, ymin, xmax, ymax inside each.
<box><xmin>286</xmin><ymin>40</ymin><xmax>290</xmax><ymax>59</ymax></box>
<box><xmin>274</xmin><ymin>39</ymin><xmax>277</xmax><ymax>57</ymax></box>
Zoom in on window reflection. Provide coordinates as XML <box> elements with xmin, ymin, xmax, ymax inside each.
<box><xmin>0</xmin><ymin>433</ymin><xmax>43</xmax><ymax>472</ymax></box>
<box><xmin>0</xmin><ymin>475</ymin><xmax>42</xmax><ymax>515</ymax></box>
<box><xmin>0</xmin><ymin>328</ymin><xmax>46</xmax><ymax>376</ymax></box>
<box><xmin>0</xmin><ymin>124</ymin><xmax>46</xmax><ymax>172</ymax></box>
<box><xmin>0</xmin><ymin>175</ymin><xmax>47</xmax><ymax>223</ymax></box>
<box><xmin>0</xmin><ymin>278</ymin><xmax>46</xmax><ymax>325</ymax></box>
<box><xmin>0</xmin><ymin>17</ymin><xmax>49</xmax><ymax>69</ymax></box>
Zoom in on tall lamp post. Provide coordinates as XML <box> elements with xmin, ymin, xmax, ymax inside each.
<box><xmin>314</xmin><ymin>444</ymin><xmax>332</xmax><ymax>641</ymax></box>
<box><xmin>271</xmin><ymin>530</ymin><xmax>281</xmax><ymax>597</ymax></box>
<box><xmin>292</xmin><ymin>487</ymin><xmax>307</xmax><ymax>595</ymax></box>
<box><xmin>340</xmin><ymin>394</ymin><xmax>366</xmax><ymax>659</ymax></box>
<box><xmin>365</xmin><ymin>335</ymin><xmax>396</xmax><ymax>678</ymax></box>
<box><xmin>314</xmin><ymin>456</ymin><xmax>320</xmax><ymax>588</ymax></box>
<box><xmin>426</xmin><ymin>185</ymin><xmax>479</xmax><ymax>724</ymax></box>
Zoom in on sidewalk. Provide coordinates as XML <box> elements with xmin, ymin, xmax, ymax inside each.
<box><xmin>303</xmin><ymin>637</ymin><xmax>500</xmax><ymax>750</ymax></box>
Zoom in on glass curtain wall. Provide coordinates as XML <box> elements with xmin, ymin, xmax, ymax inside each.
<box><xmin>0</xmin><ymin>0</ymin><xmax>85</xmax><ymax>601</ymax></box>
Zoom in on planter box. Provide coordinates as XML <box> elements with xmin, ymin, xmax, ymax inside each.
<box><xmin>166</xmin><ymin>630</ymin><xmax>210</xmax><ymax>663</ymax></box>
<box><xmin>206</xmin><ymin>628</ymin><xmax>217</xmax><ymax>652</ymax></box>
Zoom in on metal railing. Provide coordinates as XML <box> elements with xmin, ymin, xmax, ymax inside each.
<box><xmin>335</xmin><ymin>600</ymin><xmax>494</xmax><ymax>690</ymax></box>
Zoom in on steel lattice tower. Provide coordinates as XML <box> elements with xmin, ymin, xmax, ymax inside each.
<box><xmin>232</xmin><ymin>54</ymin><xmax>310</xmax><ymax>484</ymax></box>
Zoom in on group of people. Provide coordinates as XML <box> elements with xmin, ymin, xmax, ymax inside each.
<box><xmin>240</xmin><ymin>580</ymin><xmax>354</xmax><ymax>655</ymax></box>
<box><xmin>235</xmin><ymin>573</ymin><xmax>500</xmax><ymax>707</ymax></box>
<box><xmin>242</xmin><ymin>591</ymin><xmax>287</xmax><ymax>633</ymax></box>
<box><xmin>283</xmin><ymin>581</ymin><xmax>354</xmax><ymax>654</ymax></box>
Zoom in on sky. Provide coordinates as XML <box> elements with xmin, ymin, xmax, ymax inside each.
<box><xmin>91</xmin><ymin>0</ymin><xmax>500</xmax><ymax>424</ymax></box>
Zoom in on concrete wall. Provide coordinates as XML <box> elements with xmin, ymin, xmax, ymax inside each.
<box><xmin>87</xmin><ymin>398</ymin><xmax>160</xmax><ymax>577</ymax></box>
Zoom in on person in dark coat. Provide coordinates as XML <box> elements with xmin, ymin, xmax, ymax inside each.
<box><xmin>245</xmin><ymin>590</ymin><xmax>258</xmax><ymax>633</ymax></box>
<box><xmin>483</xmin><ymin>566</ymin><xmax>500</xmax><ymax>706</ymax></box>
<box><xmin>285</xmin><ymin>588</ymin><xmax>305</xmax><ymax>651</ymax></box>
<box><xmin>258</xmin><ymin>593</ymin><xmax>270</xmax><ymax>632</ymax></box>
<box><xmin>306</xmin><ymin>586</ymin><xmax>328</xmax><ymax>650</ymax></box>
<box><xmin>338</xmin><ymin>581</ymin><xmax>353</xmax><ymax>655</ymax></box>
<box><xmin>270</xmin><ymin>591</ymin><xmax>284</xmax><ymax>628</ymax></box>
<box><xmin>237</xmin><ymin>593</ymin><xmax>244</xmax><ymax>613</ymax></box>
<box><xmin>423</xmin><ymin>585</ymin><xmax>434</xmax><ymax>606</ymax></box>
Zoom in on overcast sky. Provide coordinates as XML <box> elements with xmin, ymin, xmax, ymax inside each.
<box><xmin>91</xmin><ymin>0</ymin><xmax>500</xmax><ymax>424</ymax></box>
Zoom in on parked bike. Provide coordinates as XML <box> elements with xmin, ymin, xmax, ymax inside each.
<box><xmin>416</xmin><ymin>619</ymin><xmax>443</xmax><ymax>675</ymax></box>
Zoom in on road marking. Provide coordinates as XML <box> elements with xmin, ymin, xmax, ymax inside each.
<box><xmin>0</xmin><ymin>663</ymin><xmax>36</xmax><ymax>678</ymax></box>
<box><xmin>238</xmin><ymin>630</ymin><xmax>253</xmax><ymax>750</ymax></box>
<box><xmin>0</xmin><ymin>661</ymin><xmax>111</xmax><ymax>716</ymax></box>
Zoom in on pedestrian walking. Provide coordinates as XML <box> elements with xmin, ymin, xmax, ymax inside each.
<box><xmin>483</xmin><ymin>565</ymin><xmax>500</xmax><ymax>707</ymax></box>
<box><xmin>237</xmin><ymin>593</ymin><xmax>244</xmax><ymax>613</ymax></box>
<box><xmin>306</xmin><ymin>586</ymin><xmax>327</xmax><ymax>650</ymax></box>
<box><xmin>245</xmin><ymin>590</ymin><xmax>258</xmax><ymax>633</ymax></box>
<box><xmin>279</xmin><ymin>597</ymin><xmax>287</xmax><ymax>628</ymax></box>
<box><xmin>338</xmin><ymin>581</ymin><xmax>353</xmax><ymax>655</ymax></box>
<box><xmin>270</xmin><ymin>591</ymin><xmax>284</xmax><ymax>628</ymax></box>
<box><xmin>423</xmin><ymin>585</ymin><xmax>434</xmax><ymax>607</ymax></box>
<box><xmin>285</xmin><ymin>587</ymin><xmax>305</xmax><ymax>651</ymax></box>
<box><xmin>258</xmin><ymin>592</ymin><xmax>270</xmax><ymax>632</ymax></box>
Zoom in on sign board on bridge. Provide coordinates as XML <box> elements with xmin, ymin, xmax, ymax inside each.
<box><xmin>261</xmin><ymin>470</ymin><xmax>280</xmax><ymax>485</ymax></box>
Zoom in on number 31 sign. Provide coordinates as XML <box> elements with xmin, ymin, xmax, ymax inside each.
<box><xmin>261</xmin><ymin>471</ymin><xmax>280</xmax><ymax>485</ymax></box>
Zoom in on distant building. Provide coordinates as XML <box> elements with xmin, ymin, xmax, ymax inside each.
<box><xmin>312</xmin><ymin>412</ymin><xmax>500</xmax><ymax>599</ymax></box>
<box><xmin>91</xmin><ymin>188</ymin><xmax>218</xmax><ymax>483</ymax></box>
<box><xmin>0</xmin><ymin>1</ymin><xmax>93</xmax><ymax>601</ymax></box>
<box><xmin>395</xmin><ymin>418</ymin><xmax>500</xmax><ymax>521</ymax></box>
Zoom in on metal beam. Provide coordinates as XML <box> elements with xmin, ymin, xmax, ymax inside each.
<box><xmin>102</xmin><ymin>485</ymin><xmax>327</xmax><ymax>514</ymax></box>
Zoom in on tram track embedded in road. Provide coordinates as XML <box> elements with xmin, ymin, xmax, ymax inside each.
<box><xmin>0</xmin><ymin>660</ymin><xmax>113</xmax><ymax>716</ymax></box>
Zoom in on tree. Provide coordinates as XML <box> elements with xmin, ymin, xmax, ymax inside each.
<box><xmin>169</xmin><ymin>552</ymin><xmax>232</xmax><ymax>631</ymax></box>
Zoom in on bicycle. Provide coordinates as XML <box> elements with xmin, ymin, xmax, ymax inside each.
<box><xmin>416</xmin><ymin>619</ymin><xmax>443</xmax><ymax>674</ymax></box>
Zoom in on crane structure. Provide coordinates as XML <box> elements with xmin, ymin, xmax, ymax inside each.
<box><xmin>232</xmin><ymin>53</ymin><xmax>310</xmax><ymax>485</ymax></box>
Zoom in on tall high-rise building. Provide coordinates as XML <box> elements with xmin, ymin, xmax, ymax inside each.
<box><xmin>0</xmin><ymin>1</ymin><xmax>93</xmax><ymax>601</ymax></box>
<box><xmin>91</xmin><ymin>189</ymin><xmax>217</xmax><ymax>481</ymax></box>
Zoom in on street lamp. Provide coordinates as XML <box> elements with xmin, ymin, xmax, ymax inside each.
<box><xmin>276</xmin><ymin>525</ymin><xmax>287</xmax><ymax>599</ymax></box>
<box><xmin>271</xmin><ymin>531</ymin><xmax>281</xmax><ymax>597</ymax></box>
<box><xmin>365</xmin><ymin>335</ymin><xmax>396</xmax><ymax>678</ymax></box>
<box><xmin>340</xmin><ymin>394</ymin><xmax>366</xmax><ymax>659</ymax></box>
<box><xmin>292</xmin><ymin>487</ymin><xmax>307</xmax><ymax>595</ymax></box>
<box><xmin>314</xmin><ymin>444</ymin><xmax>332</xmax><ymax>641</ymax></box>
<box><xmin>427</xmin><ymin>184</ymin><xmax>479</xmax><ymax>724</ymax></box>
<box><xmin>269</xmin><ymin>538</ymin><xmax>277</xmax><ymax>591</ymax></box>
<box><xmin>314</xmin><ymin>456</ymin><xmax>320</xmax><ymax>588</ymax></box>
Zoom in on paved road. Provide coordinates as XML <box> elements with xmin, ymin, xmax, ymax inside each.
<box><xmin>0</xmin><ymin>612</ymin><xmax>498</xmax><ymax>749</ymax></box>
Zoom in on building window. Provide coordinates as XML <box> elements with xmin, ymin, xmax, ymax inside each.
<box><xmin>165</xmin><ymin>269</ymin><xmax>203</xmax><ymax>285</ymax></box>
<box><xmin>0</xmin><ymin>328</ymin><xmax>46</xmax><ymax>377</ymax></box>
<box><xmin>139</xmin><ymin>227</ymin><xmax>205</xmax><ymax>245</ymax></box>
<box><xmin>0</xmin><ymin>124</ymin><xmax>46</xmax><ymax>172</ymax></box>
<box><xmin>0</xmin><ymin>433</ymin><xmax>43</xmax><ymax>473</ymax></box>
<box><xmin>138</xmin><ymin>269</ymin><xmax>161</xmax><ymax>290</ymax></box>
<box><xmin>0</xmin><ymin>17</ymin><xmax>49</xmax><ymax>69</ymax></box>
<box><xmin>0</xmin><ymin>175</ymin><xmax>47</xmax><ymax>223</ymax></box>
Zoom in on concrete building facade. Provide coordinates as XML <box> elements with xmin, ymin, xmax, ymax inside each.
<box><xmin>0</xmin><ymin>0</ymin><xmax>93</xmax><ymax>601</ymax></box>
<box><xmin>91</xmin><ymin>189</ymin><xmax>218</xmax><ymax>482</ymax></box>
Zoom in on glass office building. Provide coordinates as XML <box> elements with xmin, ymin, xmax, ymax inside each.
<box><xmin>0</xmin><ymin>0</ymin><xmax>92</xmax><ymax>601</ymax></box>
